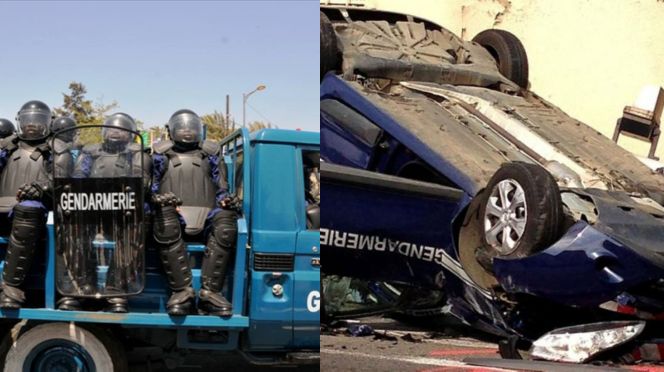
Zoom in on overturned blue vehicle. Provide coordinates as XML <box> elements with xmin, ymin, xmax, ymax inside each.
<box><xmin>320</xmin><ymin>6</ymin><xmax>664</xmax><ymax>363</ymax></box>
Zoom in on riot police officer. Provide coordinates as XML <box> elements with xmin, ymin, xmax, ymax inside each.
<box><xmin>50</xmin><ymin>116</ymin><xmax>78</xmax><ymax>167</ymax></box>
<box><xmin>0</xmin><ymin>101</ymin><xmax>72</xmax><ymax>309</ymax></box>
<box><xmin>51</xmin><ymin>116</ymin><xmax>77</xmax><ymax>143</ymax></box>
<box><xmin>59</xmin><ymin>113</ymin><xmax>150</xmax><ymax>313</ymax></box>
<box><xmin>152</xmin><ymin>109</ymin><xmax>238</xmax><ymax>316</ymax></box>
<box><xmin>0</xmin><ymin>118</ymin><xmax>15</xmax><ymax>139</ymax></box>
<box><xmin>72</xmin><ymin>113</ymin><xmax>147</xmax><ymax>178</ymax></box>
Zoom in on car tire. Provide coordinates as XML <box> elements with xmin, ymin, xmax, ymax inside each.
<box><xmin>321</xmin><ymin>11</ymin><xmax>340</xmax><ymax>81</ymax></box>
<box><xmin>472</xmin><ymin>29</ymin><xmax>529</xmax><ymax>89</ymax></box>
<box><xmin>478</xmin><ymin>161</ymin><xmax>562</xmax><ymax>259</ymax></box>
<box><xmin>4</xmin><ymin>322</ymin><xmax>128</xmax><ymax>372</ymax></box>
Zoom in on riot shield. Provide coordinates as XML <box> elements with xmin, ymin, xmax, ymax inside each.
<box><xmin>51</xmin><ymin>125</ymin><xmax>146</xmax><ymax>298</ymax></box>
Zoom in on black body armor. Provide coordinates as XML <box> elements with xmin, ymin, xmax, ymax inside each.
<box><xmin>153</xmin><ymin>140</ymin><xmax>223</xmax><ymax>235</ymax></box>
<box><xmin>154</xmin><ymin>140</ymin><xmax>222</xmax><ymax>204</ymax></box>
<box><xmin>0</xmin><ymin>137</ymin><xmax>73</xmax><ymax>309</ymax></box>
<box><xmin>0</xmin><ymin>141</ymin><xmax>50</xmax><ymax>212</ymax></box>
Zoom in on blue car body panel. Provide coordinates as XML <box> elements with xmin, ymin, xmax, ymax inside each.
<box><xmin>320</xmin><ymin>73</ymin><xmax>664</xmax><ymax>336</ymax></box>
<box><xmin>494</xmin><ymin>221</ymin><xmax>663</xmax><ymax>307</ymax></box>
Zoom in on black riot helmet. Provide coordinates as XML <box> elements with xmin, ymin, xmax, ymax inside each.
<box><xmin>0</xmin><ymin>118</ymin><xmax>15</xmax><ymax>139</ymax></box>
<box><xmin>167</xmin><ymin>109</ymin><xmax>202</xmax><ymax>146</ymax></box>
<box><xmin>102</xmin><ymin>112</ymin><xmax>136</xmax><ymax>151</ymax></box>
<box><xmin>51</xmin><ymin>116</ymin><xmax>77</xmax><ymax>142</ymax></box>
<box><xmin>16</xmin><ymin>100</ymin><xmax>52</xmax><ymax>140</ymax></box>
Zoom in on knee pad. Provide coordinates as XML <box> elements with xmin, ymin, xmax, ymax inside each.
<box><xmin>210</xmin><ymin>210</ymin><xmax>238</xmax><ymax>250</ymax></box>
<box><xmin>153</xmin><ymin>205</ymin><xmax>182</xmax><ymax>244</ymax></box>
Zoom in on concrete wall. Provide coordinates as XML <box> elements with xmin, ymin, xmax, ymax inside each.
<box><xmin>321</xmin><ymin>0</ymin><xmax>664</xmax><ymax>159</ymax></box>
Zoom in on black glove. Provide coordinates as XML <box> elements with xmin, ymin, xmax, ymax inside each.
<box><xmin>151</xmin><ymin>192</ymin><xmax>182</xmax><ymax>207</ymax></box>
<box><xmin>16</xmin><ymin>183</ymin><xmax>44</xmax><ymax>201</ymax></box>
<box><xmin>220</xmin><ymin>193</ymin><xmax>241</xmax><ymax>212</ymax></box>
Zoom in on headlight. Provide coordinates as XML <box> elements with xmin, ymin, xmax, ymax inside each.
<box><xmin>530</xmin><ymin>321</ymin><xmax>645</xmax><ymax>363</ymax></box>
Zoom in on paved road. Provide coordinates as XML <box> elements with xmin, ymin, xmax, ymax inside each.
<box><xmin>321</xmin><ymin>316</ymin><xmax>664</xmax><ymax>372</ymax></box>
<box><xmin>322</xmin><ymin>316</ymin><xmax>503</xmax><ymax>372</ymax></box>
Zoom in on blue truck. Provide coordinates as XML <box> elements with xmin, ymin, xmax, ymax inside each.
<box><xmin>0</xmin><ymin>127</ymin><xmax>320</xmax><ymax>371</ymax></box>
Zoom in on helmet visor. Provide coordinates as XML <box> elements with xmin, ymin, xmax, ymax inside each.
<box><xmin>102</xmin><ymin>127</ymin><xmax>132</xmax><ymax>144</ymax></box>
<box><xmin>17</xmin><ymin>112</ymin><xmax>50</xmax><ymax>139</ymax></box>
<box><xmin>169</xmin><ymin>114</ymin><xmax>202</xmax><ymax>143</ymax></box>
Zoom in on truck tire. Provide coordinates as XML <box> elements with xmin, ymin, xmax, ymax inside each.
<box><xmin>4</xmin><ymin>322</ymin><xmax>128</xmax><ymax>372</ymax></box>
<box><xmin>478</xmin><ymin>161</ymin><xmax>562</xmax><ymax>259</ymax></box>
<box><xmin>0</xmin><ymin>320</ymin><xmax>18</xmax><ymax>367</ymax></box>
<box><xmin>472</xmin><ymin>29</ymin><xmax>529</xmax><ymax>89</ymax></box>
<box><xmin>321</xmin><ymin>11</ymin><xmax>340</xmax><ymax>81</ymax></box>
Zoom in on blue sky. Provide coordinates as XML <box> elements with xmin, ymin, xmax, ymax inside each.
<box><xmin>0</xmin><ymin>1</ymin><xmax>319</xmax><ymax>131</ymax></box>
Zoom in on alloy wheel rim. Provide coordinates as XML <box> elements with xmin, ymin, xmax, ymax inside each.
<box><xmin>483</xmin><ymin>179</ymin><xmax>527</xmax><ymax>255</ymax></box>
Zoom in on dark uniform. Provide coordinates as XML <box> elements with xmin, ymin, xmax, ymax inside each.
<box><xmin>152</xmin><ymin>109</ymin><xmax>237</xmax><ymax>316</ymax></box>
<box><xmin>0</xmin><ymin>101</ymin><xmax>72</xmax><ymax>309</ymax></box>
<box><xmin>57</xmin><ymin>113</ymin><xmax>150</xmax><ymax>313</ymax></box>
<box><xmin>51</xmin><ymin>117</ymin><xmax>80</xmax><ymax>161</ymax></box>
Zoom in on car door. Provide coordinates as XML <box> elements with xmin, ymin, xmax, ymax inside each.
<box><xmin>321</xmin><ymin>163</ymin><xmax>468</xmax><ymax>290</ymax></box>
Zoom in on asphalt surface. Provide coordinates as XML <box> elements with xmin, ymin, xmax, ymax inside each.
<box><xmin>322</xmin><ymin>316</ymin><xmax>502</xmax><ymax>372</ymax></box>
<box><xmin>321</xmin><ymin>316</ymin><xmax>664</xmax><ymax>372</ymax></box>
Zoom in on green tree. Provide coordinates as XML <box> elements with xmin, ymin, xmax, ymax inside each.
<box><xmin>247</xmin><ymin>121</ymin><xmax>273</xmax><ymax>133</ymax></box>
<box><xmin>54</xmin><ymin>82</ymin><xmax>119</xmax><ymax>145</ymax></box>
<box><xmin>53</xmin><ymin>82</ymin><xmax>94</xmax><ymax>124</ymax></box>
<box><xmin>200</xmin><ymin>110</ymin><xmax>273</xmax><ymax>141</ymax></box>
<box><xmin>200</xmin><ymin>111</ymin><xmax>232</xmax><ymax>141</ymax></box>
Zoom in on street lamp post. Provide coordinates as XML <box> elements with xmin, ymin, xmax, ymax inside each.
<box><xmin>242</xmin><ymin>84</ymin><xmax>266</xmax><ymax>128</ymax></box>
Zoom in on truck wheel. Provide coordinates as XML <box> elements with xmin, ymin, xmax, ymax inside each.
<box><xmin>478</xmin><ymin>162</ymin><xmax>562</xmax><ymax>259</ymax></box>
<box><xmin>4</xmin><ymin>322</ymin><xmax>128</xmax><ymax>372</ymax></box>
<box><xmin>321</xmin><ymin>11</ymin><xmax>340</xmax><ymax>81</ymax></box>
<box><xmin>472</xmin><ymin>29</ymin><xmax>529</xmax><ymax>89</ymax></box>
<box><xmin>0</xmin><ymin>321</ymin><xmax>18</xmax><ymax>366</ymax></box>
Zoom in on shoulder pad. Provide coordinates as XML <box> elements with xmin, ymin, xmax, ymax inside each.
<box><xmin>127</xmin><ymin>143</ymin><xmax>142</xmax><ymax>152</ymax></box>
<box><xmin>82</xmin><ymin>144</ymin><xmax>101</xmax><ymax>155</ymax></box>
<box><xmin>0</xmin><ymin>134</ymin><xmax>18</xmax><ymax>151</ymax></box>
<box><xmin>152</xmin><ymin>140</ymin><xmax>174</xmax><ymax>155</ymax></box>
<box><xmin>50</xmin><ymin>138</ymin><xmax>72</xmax><ymax>154</ymax></box>
<box><xmin>201</xmin><ymin>140</ymin><xmax>220</xmax><ymax>156</ymax></box>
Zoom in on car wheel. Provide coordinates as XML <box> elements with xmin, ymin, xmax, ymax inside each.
<box><xmin>4</xmin><ymin>322</ymin><xmax>128</xmax><ymax>372</ymax></box>
<box><xmin>472</xmin><ymin>29</ymin><xmax>529</xmax><ymax>89</ymax></box>
<box><xmin>321</xmin><ymin>11</ymin><xmax>340</xmax><ymax>81</ymax></box>
<box><xmin>478</xmin><ymin>161</ymin><xmax>562</xmax><ymax>259</ymax></box>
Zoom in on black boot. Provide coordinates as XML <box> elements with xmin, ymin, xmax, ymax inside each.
<box><xmin>167</xmin><ymin>287</ymin><xmax>195</xmax><ymax>316</ymax></box>
<box><xmin>154</xmin><ymin>205</ymin><xmax>195</xmax><ymax>315</ymax></box>
<box><xmin>199</xmin><ymin>211</ymin><xmax>237</xmax><ymax>317</ymax></box>
<box><xmin>57</xmin><ymin>297</ymin><xmax>83</xmax><ymax>311</ymax></box>
<box><xmin>106</xmin><ymin>297</ymin><xmax>128</xmax><ymax>313</ymax></box>
<box><xmin>160</xmin><ymin>240</ymin><xmax>194</xmax><ymax>315</ymax></box>
<box><xmin>198</xmin><ymin>288</ymin><xmax>232</xmax><ymax>317</ymax></box>
<box><xmin>1</xmin><ymin>204</ymin><xmax>44</xmax><ymax>309</ymax></box>
<box><xmin>0</xmin><ymin>284</ymin><xmax>26</xmax><ymax>309</ymax></box>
